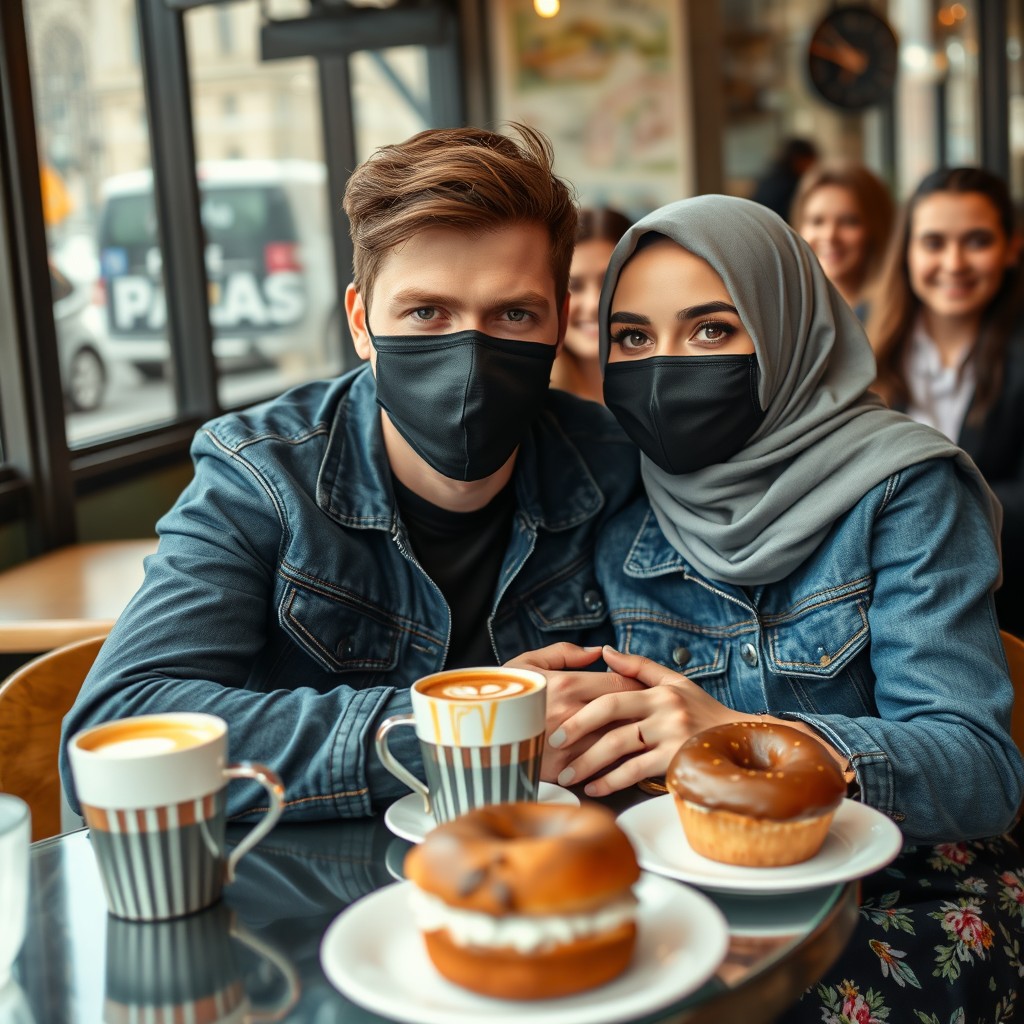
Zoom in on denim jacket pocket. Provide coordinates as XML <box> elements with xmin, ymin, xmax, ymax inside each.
<box><xmin>279</xmin><ymin>581</ymin><xmax>402</xmax><ymax>675</ymax></box>
<box><xmin>619</xmin><ymin>619</ymin><xmax>730</xmax><ymax>684</ymax></box>
<box><xmin>521</xmin><ymin>568</ymin><xmax>611</xmax><ymax>635</ymax></box>
<box><xmin>765</xmin><ymin>591</ymin><xmax>870</xmax><ymax>679</ymax></box>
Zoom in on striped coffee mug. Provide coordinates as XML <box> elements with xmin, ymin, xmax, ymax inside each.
<box><xmin>67</xmin><ymin>712</ymin><xmax>284</xmax><ymax>922</ymax></box>
<box><xmin>375</xmin><ymin>667</ymin><xmax>546</xmax><ymax>824</ymax></box>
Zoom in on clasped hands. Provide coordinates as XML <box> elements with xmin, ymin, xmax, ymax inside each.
<box><xmin>504</xmin><ymin>642</ymin><xmax>756</xmax><ymax>798</ymax></box>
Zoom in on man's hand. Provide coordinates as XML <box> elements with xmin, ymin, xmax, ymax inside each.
<box><xmin>503</xmin><ymin>642</ymin><xmax>646</xmax><ymax>781</ymax></box>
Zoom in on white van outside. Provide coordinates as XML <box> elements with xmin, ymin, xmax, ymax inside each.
<box><xmin>95</xmin><ymin>160</ymin><xmax>340</xmax><ymax>378</ymax></box>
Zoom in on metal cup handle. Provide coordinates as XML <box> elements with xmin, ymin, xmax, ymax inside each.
<box><xmin>222</xmin><ymin>762</ymin><xmax>285</xmax><ymax>885</ymax></box>
<box><xmin>375</xmin><ymin>715</ymin><xmax>431</xmax><ymax>814</ymax></box>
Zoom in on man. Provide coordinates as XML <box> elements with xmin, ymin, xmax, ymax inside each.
<box><xmin>751</xmin><ymin>137</ymin><xmax>819</xmax><ymax>221</ymax></box>
<box><xmin>60</xmin><ymin>125</ymin><xmax>639</xmax><ymax>819</ymax></box>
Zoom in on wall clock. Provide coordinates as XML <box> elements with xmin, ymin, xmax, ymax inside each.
<box><xmin>807</xmin><ymin>6</ymin><xmax>898</xmax><ymax>111</ymax></box>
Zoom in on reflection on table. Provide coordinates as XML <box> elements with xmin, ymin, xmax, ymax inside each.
<box><xmin>13</xmin><ymin>797</ymin><xmax>859</xmax><ymax>1024</ymax></box>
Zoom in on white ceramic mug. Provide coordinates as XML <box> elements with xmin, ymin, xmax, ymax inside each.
<box><xmin>68</xmin><ymin>712</ymin><xmax>284</xmax><ymax>922</ymax></box>
<box><xmin>0</xmin><ymin>795</ymin><xmax>30</xmax><ymax>987</ymax></box>
<box><xmin>376</xmin><ymin>667</ymin><xmax>546</xmax><ymax>824</ymax></box>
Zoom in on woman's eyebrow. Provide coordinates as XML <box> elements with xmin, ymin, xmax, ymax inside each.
<box><xmin>609</xmin><ymin>301</ymin><xmax>738</xmax><ymax>326</ymax></box>
<box><xmin>609</xmin><ymin>311</ymin><xmax>651</xmax><ymax>325</ymax></box>
<box><xmin>677</xmin><ymin>301</ymin><xmax>738</xmax><ymax>320</ymax></box>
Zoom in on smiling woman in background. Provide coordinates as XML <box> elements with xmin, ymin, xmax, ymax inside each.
<box><xmin>869</xmin><ymin>166</ymin><xmax>1024</xmax><ymax>634</ymax></box>
<box><xmin>549</xmin><ymin>207</ymin><xmax>632</xmax><ymax>404</ymax></box>
<box><xmin>791</xmin><ymin>161</ymin><xmax>894</xmax><ymax>320</ymax></box>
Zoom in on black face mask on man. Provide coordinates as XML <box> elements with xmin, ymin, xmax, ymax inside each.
<box><xmin>371</xmin><ymin>329</ymin><xmax>557</xmax><ymax>482</ymax></box>
<box><xmin>603</xmin><ymin>354</ymin><xmax>765</xmax><ymax>475</ymax></box>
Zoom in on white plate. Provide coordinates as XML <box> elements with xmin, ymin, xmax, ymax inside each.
<box><xmin>384</xmin><ymin>783</ymin><xmax>580</xmax><ymax>844</ymax></box>
<box><xmin>320</xmin><ymin>873</ymin><xmax>729</xmax><ymax>1024</ymax></box>
<box><xmin>617</xmin><ymin>795</ymin><xmax>903</xmax><ymax>895</ymax></box>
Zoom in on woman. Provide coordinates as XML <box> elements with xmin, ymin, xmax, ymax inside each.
<box><xmin>791</xmin><ymin>161</ymin><xmax>893</xmax><ymax>319</ymax></box>
<box><xmin>870</xmin><ymin>166</ymin><xmax>1024</xmax><ymax>634</ymax></box>
<box><xmin>541</xmin><ymin>195</ymin><xmax>1024</xmax><ymax>1023</ymax></box>
<box><xmin>549</xmin><ymin>207</ymin><xmax>632</xmax><ymax>403</ymax></box>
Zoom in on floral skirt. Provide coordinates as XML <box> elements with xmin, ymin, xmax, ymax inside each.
<box><xmin>794</xmin><ymin>825</ymin><xmax>1024</xmax><ymax>1024</ymax></box>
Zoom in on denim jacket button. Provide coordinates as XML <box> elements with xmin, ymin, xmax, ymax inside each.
<box><xmin>582</xmin><ymin>589</ymin><xmax>604</xmax><ymax>613</ymax></box>
<box><xmin>671</xmin><ymin>645</ymin><xmax>691</xmax><ymax>668</ymax></box>
<box><xmin>740</xmin><ymin>642</ymin><xmax>759</xmax><ymax>667</ymax></box>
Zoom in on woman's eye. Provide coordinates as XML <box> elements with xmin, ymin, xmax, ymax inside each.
<box><xmin>611</xmin><ymin>329</ymin><xmax>650</xmax><ymax>352</ymax></box>
<box><xmin>964</xmin><ymin>231</ymin><xmax>997</xmax><ymax>250</ymax></box>
<box><xmin>693</xmin><ymin>321</ymin><xmax>735</xmax><ymax>343</ymax></box>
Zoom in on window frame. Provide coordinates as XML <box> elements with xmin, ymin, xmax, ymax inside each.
<box><xmin>0</xmin><ymin>0</ymin><xmax>462</xmax><ymax>550</ymax></box>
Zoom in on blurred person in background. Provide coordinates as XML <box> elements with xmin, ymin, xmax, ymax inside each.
<box><xmin>791</xmin><ymin>161</ymin><xmax>894</xmax><ymax>320</ymax></box>
<box><xmin>550</xmin><ymin>207</ymin><xmax>632</xmax><ymax>403</ymax></box>
<box><xmin>750</xmin><ymin>136</ymin><xmax>818</xmax><ymax>221</ymax></box>
<box><xmin>869</xmin><ymin>166</ymin><xmax>1024</xmax><ymax>635</ymax></box>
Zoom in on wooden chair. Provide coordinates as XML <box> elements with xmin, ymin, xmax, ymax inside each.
<box><xmin>0</xmin><ymin>634</ymin><xmax>106</xmax><ymax>841</ymax></box>
<box><xmin>1002</xmin><ymin>630</ymin><xmax>1024</xmax><ymax>756</ymax></box>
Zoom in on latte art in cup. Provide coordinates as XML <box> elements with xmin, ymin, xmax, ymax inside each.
<box><xmin>78</xmin><ymin>718</ymin><xmax>219</xmax><ymax>758</ymax></box>
<box><xmin>419</xmin><ymin>672</ymin><xmax>542</xmax><ymax>701</ymax></box>
<box><xmin>434</xmin><ymin>680</ymin><xmax>528</xmax><ymax>700</ymax></box>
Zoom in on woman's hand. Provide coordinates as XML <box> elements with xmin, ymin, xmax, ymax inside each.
<box><xmin>549</xmin><ymin>646</ymin><xmax>758</xmax><ymax>796</ymax></box>
<box><xmin>503</xmin><ymin>642</ymin><xmax>646</xmax><ymax>781</ymax></box>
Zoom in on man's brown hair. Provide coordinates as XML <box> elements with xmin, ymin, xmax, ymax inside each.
<box><xmin>343</xmin><ymin>123</ymin><xmax>578</xmax><ymax>307</ymax></box>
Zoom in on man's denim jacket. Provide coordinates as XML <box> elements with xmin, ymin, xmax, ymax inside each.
<box><xmin>60</xmin><ymin>367</ymin><xmax>639</xmax><ymax>819</ymax></box>
<box><xmin>597</xmin><ymin>458</ymin><xmax>1024</xmax><ymax>844</ymax></box>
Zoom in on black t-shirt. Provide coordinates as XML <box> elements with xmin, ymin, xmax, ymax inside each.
<box><xmin>392</xmin><ymin>476</ymin><xmax>516</xmax><ymax>669</ymax></box>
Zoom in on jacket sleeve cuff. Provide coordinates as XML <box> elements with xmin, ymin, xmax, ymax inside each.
<box><xmin>331</xmin><ymin>685</ymin><xmax>419</xmax><ymax>817</ymax></box>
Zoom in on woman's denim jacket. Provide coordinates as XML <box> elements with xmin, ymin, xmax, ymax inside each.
<box><xmin>597</xmin><ymin>458</ymin><xmax>1024</xmax><ymax>843</ymax></box>
<box><xmin>60</xmin><ymin>367</ymin><xmax>639</xmax><ymax>819</ymax></box>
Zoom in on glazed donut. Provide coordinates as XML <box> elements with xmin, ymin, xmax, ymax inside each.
<box><xmin>404</xmin><ymin>802</ymin><xmax>640</xmax><ymax>999</ymax></box>
<box><xmin>667</xmin><ymin>721</ymin><xmax>847</xmax><ymax>867</ymax></box>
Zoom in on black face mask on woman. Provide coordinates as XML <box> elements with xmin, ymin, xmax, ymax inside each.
<box><xmin>371</xmin><ymin>329</ymin><xmax>557</xmax><ymax>482</ymax></box>
<box><xmin>603</xmin><ymin>354</ymin><xmax>765</xmax><ymax>475</ymax></box>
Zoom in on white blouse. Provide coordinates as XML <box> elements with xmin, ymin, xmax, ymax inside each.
<box><xmin>903</xmin><ymin>322</ymin><xmax>975</xmax><ymax>443</ymax></box>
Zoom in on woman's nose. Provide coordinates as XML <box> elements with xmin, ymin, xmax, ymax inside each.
<box><xmin>941</xmin><ymin>243</ymin><xmax>968</xmax><ymax>272</ymax></box>
<box><xmin>580</xmin><ymin>281</ymin><xmax>602</xmax><ymax>315</ymax></box>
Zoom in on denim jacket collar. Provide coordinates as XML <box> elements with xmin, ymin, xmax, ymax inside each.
<box><xmin>317</xmin><ymin>366</ymin><xmax>606</xmax><ymax>533</ymax></box>
<box><xmin>624</xmin><ymin>506</ymin><xmax>689</xmax><ymax>577</ymax></box>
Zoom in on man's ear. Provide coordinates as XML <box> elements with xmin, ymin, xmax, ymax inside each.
<box><xmin>555</xmin><ymin>291</ymin><xmax>570</xmax><ymax>353</ymax></box>
<box><xmin>345</xmin><ymin>283</ymin><xmax>372</xmax><ymax>362</ymax></box>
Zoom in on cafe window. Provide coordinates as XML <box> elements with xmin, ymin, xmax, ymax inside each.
<box><xmin>350</xmin><ymin>47</ymin><xmax>432</xmax><ymax>162</ymax></box>
<box><xmin>25</xmin><ymin>2</ymin><xmax>177</xmax><ymax>446</ymax></box>
<box><xmin>1010</xmin><ymin>1</ymin><xmax>1024</xmax><ymax>200</ymax></box>
<box><xmin>186</xmin><ymin>1</ymin><xmax>344</xmax><ymax>407</ymax></box>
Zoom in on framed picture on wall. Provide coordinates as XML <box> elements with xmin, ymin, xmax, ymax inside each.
<box><xmin>490</xmin><ymin>0</ymin><xmax>693</xmax><ymax>219</ymax></box>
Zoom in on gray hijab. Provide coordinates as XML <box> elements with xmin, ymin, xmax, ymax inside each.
<box><xmin>598</xmin><ymin>194</ymin><xmax>1001</xmax><ymax>585</ymax></box>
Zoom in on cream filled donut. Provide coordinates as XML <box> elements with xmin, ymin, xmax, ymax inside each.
<box><xmin>403</xmin><ymin>802</ymin><xmax>640</xmax><ymax>999</ymax></box>
<box><xmin>667</xmin><ymin>721</ymin><xmax>847</xmax><ymax>867</ymax></box>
